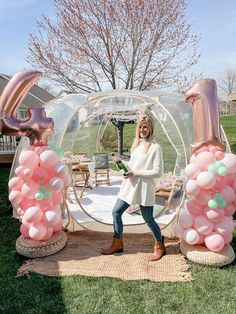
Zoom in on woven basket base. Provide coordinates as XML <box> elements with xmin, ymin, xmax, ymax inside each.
<box><xmin>16</xmin><ymin>231</ymin><xmax>67</xmax><ymax>258</ymax></box>
<box><xmin>180</xmin><ymin>240</ymin><xmax>235</xmax><ymax>267</ymax></box>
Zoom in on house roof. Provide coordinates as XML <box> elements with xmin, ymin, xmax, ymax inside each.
<box><xmin>0</xmin><ymin>73</ymin><xmax>55</xmax><ymax>109</ymax></box>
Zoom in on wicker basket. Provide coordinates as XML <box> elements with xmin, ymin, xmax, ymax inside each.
<box><xmin>16</xmin><ymin>231</ymin><xmax>68</xmax><ymax>258</ymax></box>
<box><xmin>180</xmin><ymin>240</ymin><xmax>235</xmax><ymax>267</ymax></box>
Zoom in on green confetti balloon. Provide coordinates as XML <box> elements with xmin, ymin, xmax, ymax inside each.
<box><xmin>217</xmin><ymin>166</ymin><xmax>228</xmax><ymax>176</ymax></box>
<box><xmin>208</xmin><ymin>199</ymin><xmax>218</xmax><ymax>209</ymax></box>
<box><xmin>35</xmin><ymin>192</ymin><xmax>44</xmax><ymax>200</ymax></box>
<box><xmin>218</xmin><ymin>199</ymin><xmax>227</xmax><ymax>209</ymax></box>
<box><xmin>214</xmin><ymin>193</ymin><xmax>224</xmax><ymax>202</ymax></box>
<box><xmin>208</xmin><ymin>164</ymin><xmax>217</xmax><ymax>173</ymax></box>
<box><xmin>215</xmin><ymin>161</ymin><xmax>224</xmax><ymax>170</ymax></box>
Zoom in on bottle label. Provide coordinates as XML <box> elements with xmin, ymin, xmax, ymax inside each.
<box><xmin>120</xmin><ymin>169</ymin><xmax>125</xmax><ymax>175</ymax></box>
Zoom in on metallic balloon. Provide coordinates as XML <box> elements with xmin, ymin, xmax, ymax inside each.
<box><xmin>0</xmin><ymin>70</ymin><xmax>54</xmax><ymax>145</ymax></box>
<box><xmin>185</xmin><ymin>79</ymin><xmax>225</xmax><ymax>153</ymax></box>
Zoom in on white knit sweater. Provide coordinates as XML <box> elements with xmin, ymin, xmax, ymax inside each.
<box><xmin>118</xmin><ymin>140</ymin><xmax>163</xmax><ymax>206</ymax></box>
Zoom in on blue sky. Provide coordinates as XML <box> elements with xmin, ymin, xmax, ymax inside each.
<box><xmin>0</xmin><ymin>0</ymin><xmax>236</xmax><ymax>95</ymax></box>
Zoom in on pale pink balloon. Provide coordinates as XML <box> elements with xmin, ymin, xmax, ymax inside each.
<box><xmin>52</xmin><ymin>219</ymin><xmax>63</xmax><ymax>232</ymax></box>
<box><xmin>194</xmin><ymin>215</ymin><xmax>214</xmax><ymax>235</ymax></box>
<box><xmin>174</xmin><ymin>224</ymin><xmax>184</xmax><ymax>238</ymax></box>
<box><xmin>220</xmin><ymin>185</ymin><xmax>235</xmax><ymax>203</ymax></box>
<box><xmin>196</xmin><ymin>171</ymin><xmax>216</xmax><ymax>189</ymax></box>
<box><xmin>34</xmin><ymin>146</ymin><xmax>44</xmax><ymax>155</ymax></box>
<box><xmin>21</xmin><ymin>181</ymin><xmax>39</xmax><ymax>199</ymax></box>
<box><xmin>22</xmin><ymin>168</ymin><xmax>33</xmax><ymax>179</ymax></box>
<box><xmin>184</xmin><ymin>163</ymin><xmax>200</xmax><ymax>179</ymax></box>
<box><xmin>232</xmin><ymin>179</ymin><xmax>236</xmax><ymax>191</ymax></box>
<box><xmin>20</xmin><ymin>224</ymin><xmax>30</xmax><ymax>238</ymax></box>
<box><xmin>203</xmin><ymin>207</ymin><xmax>224</xmax><ymax>222</ymax></box>
<box><xmin>19</xmin><ymin>198</ymin><xmax>36</xmax><ymax>211</ymax></box>
<box><xmin>214</xmin><ymin>216</ymin><xmax>235</xmax><ymax>235</ymax></box>
<box><xmin>224</xmin><ymin>203</ymin><xmax>236</xmax><ymax>217</ymax></box>
<box><xmin>36</xmin><ymin>198</ymin><xmax>54</xmax><ymax>211</ymax></box>
<box><xmin>195</xmin><ymin>152</ymin><xmax>216</xmax><ymax>171</ymax></box>
<box><xmin>41</xmin><ymin>227</ymin><xmax>54</xmax><ymax>241</ymax></box>
<box><xmin>195</xmin><ymin>146</ymin><xmax>209</xmax><ymax>155</ymax></box>
<box><xmin>32</xmin><ymin>167</ymin><xmax>49</xmax><ymax>184</ymax></box>
<box><xmin>51</xmin><ymin>190</ymin><xmax>63</xmax><ymax>205</ymax></box>
<box><xmin>215</xmin><ymin>150</ymin><xmax>225</xmax><ymax>160</ymax></box>
<box><xmin>19</xmin><ymin>150</ymin><xmax>39</xmax><ymax>169</ymax></box>
<box><xmin>185</xmin><ymin>179</ymin><xmax>200</xmax><ymax>196</ymax></box>
<box><xmin>205</xmin><ymin>233</ymin><xmax>225</xmax><ymax>252</ymax></box>
<box><xmin>43</xmin><ymin>208</ymin><xmax>61</xmax><ymax>226</ymax></box>
<box><xmin>63</xmin><ymin>174</ymin><xmax>71</xmax><ymax>186</ymax></box>
<box><xmin>15</xmin><ymin>165</ymin><xmax>24</xmax><ymax>177</ymax></box>
<box><xmin>214</xmin><ymin>174</ymin><xmax>228</xmax><ymax>191</ymax></box>
<box><xmin>8</xmin><ymin>177</ymin><xmax>23</xmax><ymax>190</ymax></box>
<box><xmin>222</xmin><ymin>153</ymin><xmax>236</xmax><ymax>173</ymax></box>
<box><xmin>223</xmin><ymin>233</ymin><xmax>233</xmax><ymax>244</ymax></box>
<box><xmin>9</xmin><ymin>190</ymin><xmax>23</xmax><ymax>205</ymax></box>
<box><xmin>55</xmin><ymin>163</ymin><xmax>69</xmax><ymax>177</ymax></box>
<box><xmin>49</xmin><ymin>177</ymin><xmax>64</xmax><ymax>191</ymax></box>
<box><xmin>186</xmin><ymin>200</ymin><xmax>203</xmax><ymax>216</ymax></box>
<box><xmin>193</xmin><ymin>190</ymin><xmax>212</xmax><ymax>206</ymax></box>
<box><xmin>22</xmin><ymin>206</ymin><xmax>43</xmax><ymax>225</ymax></box>
<box><xmin>179</xmin><ymin>211</ymin><xmax>194</xmax><ymax>228</ymax></box>
<box><xmin>183</xmin><ymin>228</ymin><xmax>200</xmax><ymax>245</ymax></box>
<box><xmin>196</xmin><ymin>234</ymin><xmax>205</xmax><ymax>245</ymax></box>
<box><xmin>29</xmin><ymin>223</ymin><xmax>47</xmax><ymax>241</ymax></box>
<box><xmin>190</xmin><ymin>154</ymin><xmax>197</xmax><ymax>163</ymax></box>
<box><xmin>40</xmin><ymin>150</ymin><xmax>58</xmax><ymax>168</ymax></box>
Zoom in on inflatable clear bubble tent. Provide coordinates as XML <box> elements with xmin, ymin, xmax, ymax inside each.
<box><xmin>11</xmin><ymin>89</ymin><xmax>230</xmax><ymax>238</ymax></box>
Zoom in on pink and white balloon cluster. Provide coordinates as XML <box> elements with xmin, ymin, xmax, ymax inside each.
<box><xmin>175</xmin><ymin>145</ymin><xmax>236</xmax><ymax>252</ymax></box>
<box><xmin>8</xmin><ymin>146</ymin><xmax>71</xmax><ymax>241</ymax></box>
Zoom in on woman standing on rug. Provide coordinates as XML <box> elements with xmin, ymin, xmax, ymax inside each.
<box><xmin>101</xmin><ymin>114</ymin><xmax>166</xmax><ymax>261</ymax></box>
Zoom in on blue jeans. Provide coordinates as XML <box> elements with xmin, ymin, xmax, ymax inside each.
<box><xmin>112</xmin><ymin>199</ymin><xmax>162</xmax><ymax>242</ymax></box>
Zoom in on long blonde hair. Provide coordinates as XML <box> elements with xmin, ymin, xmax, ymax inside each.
<box><xmin>131</xmin><ymin>115</ymin><xmax>154</xmax><ymax>154</ymax></box>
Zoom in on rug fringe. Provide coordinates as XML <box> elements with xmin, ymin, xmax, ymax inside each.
<box><xmin>16</xmin><ymin>260</ymin><xmax>34</xmax><ymax>277</ymax></box>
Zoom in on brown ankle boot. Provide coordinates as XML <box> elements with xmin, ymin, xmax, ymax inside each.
<box><xmin>101</xmin><ymin>237</ymin><xmax>123</xmax><ymax>255</ymax></box>
<box><xmin>149</xmin><ymin>241</ymin><xmax>166</xmax><ymax>261</ymax></box>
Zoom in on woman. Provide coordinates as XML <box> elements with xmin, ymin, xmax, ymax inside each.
<box><xmin>101</xmin><ymin>114</ymin><xmax>166</xmax><ymax>261</ymax></box>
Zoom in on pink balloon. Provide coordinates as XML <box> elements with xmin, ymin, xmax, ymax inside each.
<box><xmin>9</xmin><ymin>190</ymin><xmax>23</xmax><ymax>205</ymax></box>
<box><xmin>174</xmin><ymin>224</ymin><xmax>184</xmax><ymax>238</ymax></box>
<box><xmin>32</xmin><ymin>167</ymin><xmax>49</xmax><ymax>184</ymax></box>
<box><xmin>185</xmin><ymin>179</ymin><xmax>200</xmax><ymax>196</ymax></box>
<box><xmin>63</xmin><ymin>174</ymin><xmax>71</xmax><ymax>186</ymax></box>
<box><xmin>21</xmin><ymin>181</ymin><xmax>39</xmax><ymax>199</ymax></box>
<box><xmin>195</xmin><ymin>152</ymin><xmax>216</xmax><ymax>171</ymax></box>
<box><xmin>214</xmin><ymin>174</ymin><xmax>228</xmax><ymax>191</ymax></box>
<box><xmin>22</xmin><ymin>206</ymin><xmax>43</xmax><ymax>225</ymax></box>
<box><xmin>183</xmin><ymin>228</ymin><xmax>200</xmax><ymax>245</ymax></box>
<box><xmin>29</xmin><ymin>223</ymin><xmax>47</xmax><ymax>241</ymax></box>
<box><xmin>40</xmin><ymin>150</ymin><xmax>58</xmax><ymax>168</ymax></box>
<box><xmin>34</xmin><ymin>146</ymin><xmax>44</xmax><ymax>155</ymax></box>
<box><xmin>36</xmin><ymin>198</ymin><xmax>54</xmax><ymax>211</ymax></box>
<box><xmin>186</xmin><ymin>200</ymin><xmax>203</xmax><ymax>216</ymax></box>
<box><xmin>41</xmin><ymin>227</ymin><xmax>54</xmax><ymax>241</ymax></box>
<box><xmin>20</xmin><ymin>224</ymin><xmax>30</xmax><ymax>238</ymax></box>
<box><xmin>195</xmin><ymin>146</ymin><xmax>209</xmax><ymax>155</ymax></box>
<box><xmin>15</xmin><ymin>165</ymin><xmax>24</xmax><ymax>177</ymax></box>
<box><xmin>203</xmin><ymin>207</ymin><xmax>224</xmax><ymax>222</ymax></box>
<box><xmin>214</xmin><ymin>216</ymin><xmax>235</xmax><ymax>235</ymax></box>
<box><xmin>222</xmin><ymin>153</ymin><xmax>236</xmax><ymax>173</ymax></box>
<box><xmin>55</xmin><ymin>163</ymin><xmax>69</xmax><ymax>177</ymax></box>
<box><xmin>19</xmin><ymin>198</ymin><xmax>36</xmax><ymax>211</ymax></box>
<box><xmin>193</xmin><ymin>190</ymin><xmax>212</xmax><ymax>206</ymax></box>
<box><xmin>215</xmin><ymin>150</ymin><xmax>225</xmax><ymax>160</ymax></box>
<box><xmin>52</xmin><ymin>219</ymin><xmax>63</xmax><ymax>232</ymax></box>
<box><xmin>49</xmin><ymin>177</ymin><xmax>64</xmax><ymax>191</ymax></box>
<box><xmin>8</xmin><ymin>177</ymin><xmax>23</xmax><ymax>191</ymax></box>
<box><xmin>196</xmin><ymin>234</ymin><xmax>205</xmax><ymax>245</ymax></box>
<box><xmin>179</xmin><ymin>211</ymin><xmax>194</xmax><ymax>228</ymax></box>
<box><xmin>223</xmin><ymin>233</ymin><xmax>233</xmax><ymax>244</ymax></box>
<box><xmin>190</xmin><ymin>154</ymin><xmax>197</xmax><ymax>163</ymax></box>
<box><xmin>196</xmin><ymin>171</ymin><xmax>216</xmax><ymax>189</ymax></box>
<box><xmin>43</xmin><ymin>208</ymin><xmax>61</xmax><ymax>226</ymax></box>
<box><xmin>51</xmin><ymin>190</ymin><xmax>63</xmax><ymax>205</ymax></box>
<box><xmin>224</xmin><ymin>203</ymin><xmax>236</xmax><ymax>217</ymax></box>
<box><xmin>184</xmin><ymin>163</ymin><xmax>200</xmax><ymax>179</ymax></box>
<box><xmin>19</xmin><ymin>150</ymin><xmax>39</xmax><ymax>169</ymax></box>
<box><xmin>194</xmin><ymin>215</ymin><xmax>214</xmax><ymax>235</ymax></box>
<box><xmin>232</xmin><ymin>179</ymin><xmax>236</xmax><ymax>192</ymax></box>
<box><xmin>205</xmin><ymin>233</ymin><xmax>225</xmax><ymax>252</ymax></box>
<box><xmin>226</xmin><ymin>173</ymin><xmax>235</xmax><ymax>186</ymax></box>
<box><xmin>220</xmin><ymin>185</ymin><xmax>235</xmax><ymax>203</ymax></box>
<box><xmin>22</xmin><ymin>168</ymin><xmax>33</xmax><ymax>179</ymax></box>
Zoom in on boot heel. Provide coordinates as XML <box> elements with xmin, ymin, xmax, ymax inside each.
<box><xmin>116</xmin><ymin>249</ymin><xmax>123</xmax><ymax>253</ymax></box>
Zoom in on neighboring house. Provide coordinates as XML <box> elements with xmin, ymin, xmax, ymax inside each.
<box><xmin>0</xmin><ymin>73</ymin><xmax>55</xmax><ymax>163</ymax></box>
<box><xmin>227</xmin><ymin>92</ymin><xmax>236</xmax><ymax>114</ymax></box>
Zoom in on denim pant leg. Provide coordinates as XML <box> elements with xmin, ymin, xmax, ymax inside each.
<box><xmin>140</xmin><ymin>205</ymin><xmax>162</xmax><ymax>242</ymax></box>
<box><xmin>112</xmin><ymin>199</ymin><xmax>130</xmax><ymax>239</ymax></box>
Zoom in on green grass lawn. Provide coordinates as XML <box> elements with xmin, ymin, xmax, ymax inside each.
<box><xmin>0</xmin><ymin>116</ymin><xmax>236</xmax><ymax>313</ymax></box>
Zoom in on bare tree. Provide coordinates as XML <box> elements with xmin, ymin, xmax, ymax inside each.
<box><xmin>27</xmin><ymin>0</ymin><xmax>200</xmax><ymax>93</ymax></box>
<box><xmin>219</xmin><ymin>67</ymin><xmax>236</xmax><ymax>114</ymax></box>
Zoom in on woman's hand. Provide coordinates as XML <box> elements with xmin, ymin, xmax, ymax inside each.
<box><xmin>111</xmin><ymin>156</ymin><xmax>120</xmax><ymax>163</ymax></box>
<box><xmin>124</xmin><ymin>171</ymin><xmax>133</xmax><ymax>179</ymax></box>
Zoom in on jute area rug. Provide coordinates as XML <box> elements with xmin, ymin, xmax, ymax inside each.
<box><xmin>18</xmin><ymin>230</ymin><xmax>192</xmax><ymax>282</ymax></box>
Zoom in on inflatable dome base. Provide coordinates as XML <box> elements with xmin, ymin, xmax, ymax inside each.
<box><xmin>16</xmin><ymin>231</ymin><xmax>67</xmax><ymax>258</ymax></box>
<box><xmin>180</xmin><ymin>241</ymin><xmax>235</xmax><ymax>267</ymax></box>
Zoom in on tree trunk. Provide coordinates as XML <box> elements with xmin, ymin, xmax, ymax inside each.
<box><xmin>117</xmin><ymin>121</ymin><xmax>124</xmax><ymax>156</ymax></box>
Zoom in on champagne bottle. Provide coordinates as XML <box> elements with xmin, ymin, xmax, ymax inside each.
<box><xmin>111</xmin><ymin>153</ymin><xmax>129</xmax><ymax>175</ymax></box>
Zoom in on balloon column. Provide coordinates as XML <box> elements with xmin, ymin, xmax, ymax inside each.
<box><xmin>175</xmin><ymin>79</ymin><xmax>236</xmax><ymax>253</ymax></box>
<box><xmin>0</xmin><ymin>70</ymin><xmax>71</xmax><ymax>243</ymax></box>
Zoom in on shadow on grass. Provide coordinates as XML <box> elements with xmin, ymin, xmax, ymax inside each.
<box><xmin>0</xmin><ymin>165</ymin><xmax>66</xmax><ymax>313</ymax></box>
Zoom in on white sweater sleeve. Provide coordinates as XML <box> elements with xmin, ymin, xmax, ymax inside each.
<box><xmin>132</xmin><ymin>145</ymin><xmax>163</xmax><ymax>178</ymax></box>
